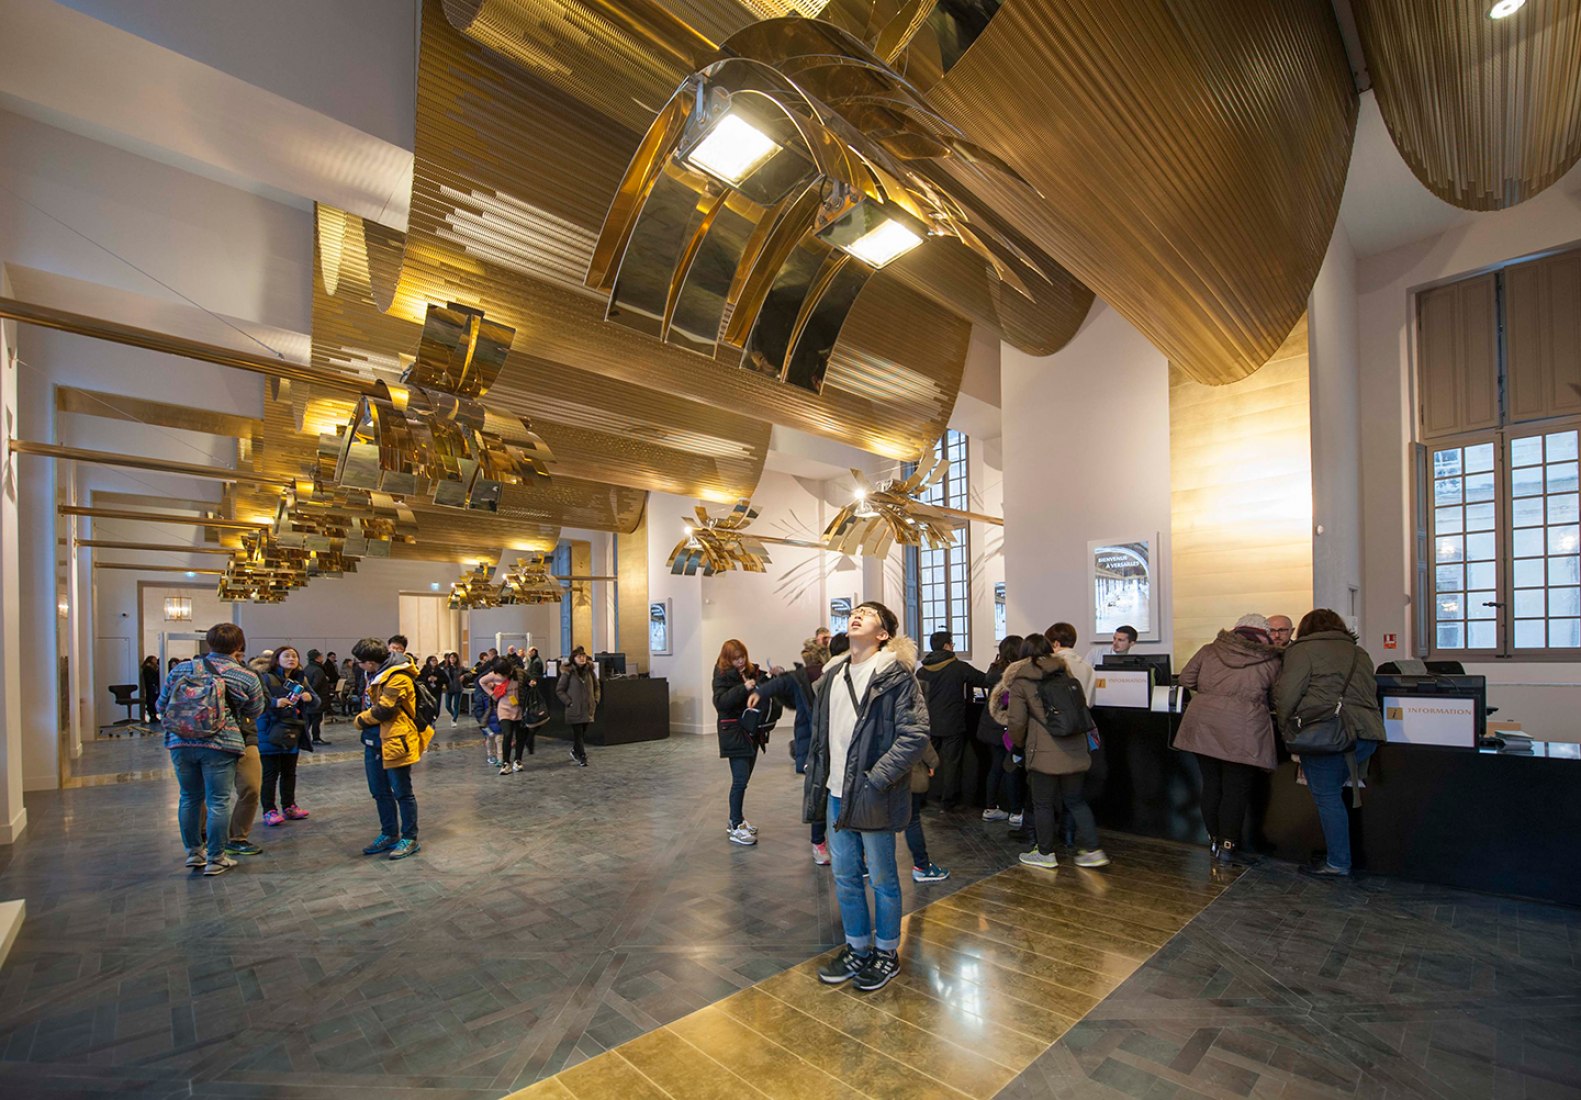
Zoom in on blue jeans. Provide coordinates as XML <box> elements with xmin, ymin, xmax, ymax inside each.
<box><xmin>728</xmin><ymin>754</ymin><xmax>756</xmax><ymax>827</ymax></box>
<box><xmin>827</xmin><ymin>793</ymin><xmax>903</xmax><ymax>952</ymax></box>
<box><xmin>170</xmin><ymin>746</ymin><xmax>236</xmax><ymax>862</ymax></box>
<box><xmin>986</xmin><ymin>742</ymin><xmax>1022</xmax><ymax>813</ymax></box>
<box><xmin>1301</xmin><ymin>739</ymin><xmax>1378</xmax><ymax>873</ymax></box>
<box><xmin>445</xmin><ymin>691</ymin><xmax>463</xmax><ymax>721</ymax></box>
<box><xmin>364</xmin><ymin>743</ymin><xmax>418</xmax><ymax>839</ymax></box>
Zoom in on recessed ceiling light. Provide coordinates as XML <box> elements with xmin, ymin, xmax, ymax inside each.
<box><xmin>1489</xmin><ymin>0</ymin><xmax>1526</xmax><ymax>17</ymax></box>
<box><xmin>843</xmin><ymin>218</ymin><xmax>925</xmax><ymax>268</ymax></box>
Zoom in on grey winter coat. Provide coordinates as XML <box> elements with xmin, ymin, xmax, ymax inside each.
<box><xmin>802</xmin><ymin>637</ymin><xmax>930</xmax><ymax>832</ymax></box>
<box><xmin>1272</xmin><ymin>630</ymin><xmax>1385</xmax><ymax>743</ymax></box>
<box><xmin>1006</xmin><ymin>656</ymin><xmax>1093</xmax><ymax>776</ymax></box>
<box><xmin>1175</xmin><ymin>629</ymin><xmax>1283</xmax><ymax>770</ymax></box>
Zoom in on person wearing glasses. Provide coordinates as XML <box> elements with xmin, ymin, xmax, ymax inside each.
<box><xmin>1266</xmin><ymin>615</ymin><xmax>1294</xmax><ymax>649</ymax></box>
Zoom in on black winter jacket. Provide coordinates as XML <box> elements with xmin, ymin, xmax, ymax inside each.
<box><xmin>974</xmin><ymin>658</ymin><xmax>1012</xmax><ymax>744</ymax></box>
<box><xmin>917</xmin><ymin>650</ymin><xmax>993</xmax><ymax>739</ymax></box>
<box><xmin>802</xmin><ymin>637</ymin><xmax>930</xmax><ymax>832</ymax></box>
<box><xmin>713</xmin><ymin>665</ymin><xmax>760</xmax><ymax>759</ymax></box>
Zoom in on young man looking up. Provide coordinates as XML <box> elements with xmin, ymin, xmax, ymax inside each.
<box><xmin>793</xmin><ymin>601</ymin><xmax>928</xmax><ymax>993</ymax></box>
<box><xmin>354</xmin><ymin>636</ymin><xmax>433</xmax><ymax>860</ymax></box>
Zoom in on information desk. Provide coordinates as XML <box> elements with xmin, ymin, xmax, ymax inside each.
<box><xmin>533</xmin><ymin>675</ymin><xmax>670</xmax><ymax>747</ymax></box>
<box><xmin>1260</xmin><ymin>739</ymin><xmax>1581</xmax><ymax>905</ymax></box>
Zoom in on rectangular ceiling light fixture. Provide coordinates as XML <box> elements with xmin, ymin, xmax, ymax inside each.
<box><xmin>685</xmin><ymin>111</ymin><xmax>782</xmax><ymax>186</ymax></box>
<box><xmin>816</xmin><ymin>199</ymin><xmax>926</xmax><ymax>268</ymax></box>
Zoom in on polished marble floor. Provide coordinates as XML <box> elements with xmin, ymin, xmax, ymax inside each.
<box><xmin>4</xmin><ymin>731</ymin><xmax>1579</xmax><ymax>1099</ymax></box>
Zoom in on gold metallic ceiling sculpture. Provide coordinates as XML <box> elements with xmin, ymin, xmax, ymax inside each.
<box><xmin>448</xmin><ymin>562</ymin><xmax>503</xmax><ymax>609</ymax></box>
<box><xmin>333</xmin><ymin>301</ymin><xmax>555</xmax><ymax>511</ymax></box>
<box><xmin>1351</xmin><ymin>0</ymin><xmax>1581</xmax><ymax>211</ymax></box>
<box><xmin>498</xmin><ymin>553</ymin><xmax>564</xmax><ymax>604</ymax></box>
<box><xmin>271</xmin><ymin>477</ymin><xmax>418</xmax><ymax>558</ymax></box>
<box><xmin>823</xmin><ymin>448</ymin><xmax>957</xmax><ymax>556</ymax></box>
<box><xmin>587</xmin><ymin>16</ymin><xmax>1058</xmax><ymax>394</ymax></box>
<box><xmin>925</xmin><ymin>0</ymin><xmax>1357</xmax><ymax>385</ymax></box>
<box><xmin>668</xmin><ymin>499</ymin><xmax>774</xmax><ymax>575</ymax></box>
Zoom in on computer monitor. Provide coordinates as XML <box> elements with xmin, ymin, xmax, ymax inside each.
<box><xmin>1100</xmin><ymin>653</ymin><xmax>1172</xmax><ymax>688</ymax></box>
<box><xmin>595</xmin><ymin>651</ymin><xmax>626</xmax><ymax>677</ymax></box>
<box><xmin>1375</xmin><ymin>673</ymin><xmax>1486</xmax><ymax>746</ymax></box>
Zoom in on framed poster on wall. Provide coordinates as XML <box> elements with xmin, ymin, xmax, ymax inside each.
<box><xmin>649</xmin><ymin>599</ymin><xmax>672</xmax><ymax>656</ymax></box>
<box><xmin>1089</xmin><ymin>536</ymin><xmax>1159</xmax><ymax>642</ymax></box>
<box><xmin>829</xmin><ymin>595</ymin><xmax>854</xmax><ymax>634</ymax></box>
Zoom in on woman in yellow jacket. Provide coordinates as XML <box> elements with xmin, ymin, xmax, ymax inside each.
<box><xmin>353</xmin><ymin>637</ymin><xmax>434</xmax><ymax>860</ymax></box>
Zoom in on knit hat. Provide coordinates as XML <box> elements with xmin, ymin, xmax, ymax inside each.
<box><xmin>1234</xmin><ymin>613</ymin><xmax>1270</xmax><ymax>632</ymax></box>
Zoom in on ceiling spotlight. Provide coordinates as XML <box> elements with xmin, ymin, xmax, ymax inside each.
<box><xmin>1489</xmin><ymin>0</ymin><xmax>1525</xmax><ymax>16</ymax></box>
<box><xmin>684</xmin><ymin>110</ymin><xmax>782</xmax><ymax>186</ymax></box>
<box><xmin>816</xmin><ymin>198</ymin><xmax>926</xmax><ymax>269</ymax></box>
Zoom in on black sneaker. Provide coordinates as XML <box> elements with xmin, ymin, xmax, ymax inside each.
<box><xmin>817</xmin><ymin>944</ymin><xmax>872</xmax><ymax>985</ymax></box>
<box><xmin>224</xmin><ymin>840</ymin><xmax>262</xmax><ymax>856</ymax></box>
<box><xmin>853</xmin><ymin>949</ymin><xmax>900</xmax><ymax>992</ymax></box>
<box><xmin>575</xmin><ymin>756</ymin><xmax>588</xmax><ymax>768</ymax></box>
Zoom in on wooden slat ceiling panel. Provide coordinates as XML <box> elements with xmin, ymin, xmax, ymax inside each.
<box><xmin>925</xmin><ymin>0</ymin><xmax>1357</xmax><ymax>386</ymax></box>
<box><xmin>1351</xmin><ymin>0</ymin><xmax>1581</xmax><ymax>211</ymax></box>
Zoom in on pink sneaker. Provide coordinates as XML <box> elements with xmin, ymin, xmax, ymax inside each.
<box><xmin>283</xmin><ymin>805</ymin><xmax>309</xmax><ymax>820</ymax></box>
<box><xmin>262</xmin><ymin>808</ymin><xmax>285</xmax><ymax>827</ymax></box>
<box><xmin>812</xmin><ymin>842</ymin><xmax>831</xmax><ymax>866</ymax></box>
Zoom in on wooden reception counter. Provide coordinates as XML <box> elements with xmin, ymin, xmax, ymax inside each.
<box><xmin>535</xmin><ymin>675</ymin><xmax>670</xmax><ymax>746</ymax></box>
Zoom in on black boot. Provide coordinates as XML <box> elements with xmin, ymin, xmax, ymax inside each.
<box><xmin>1216</xmin><ymin>839</ymin><xmax>1259</xmax><ymax>867</ymax></box>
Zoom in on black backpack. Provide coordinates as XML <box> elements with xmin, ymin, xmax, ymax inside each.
<box><xmin>395</xmin><ymin>667</ymin><xmax>441</xmax><ymax>730</ymax></box>
<box><xmin>1034</xmin><ymin>666</ymin><xmax>1095</xmax><ymax>738</ymax></box>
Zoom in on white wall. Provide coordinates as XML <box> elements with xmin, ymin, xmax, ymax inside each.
<box><xmin>1001</xmin><ymin>303</ymin><xmax>1174</xmax><ymax>657</ymax></box>
<box><xmin>1308</xmin><ymin>224</ymin><xmax>1364</xmax><ymax>625</ymax></box>
<box><xmin>0</xmin><ymin>277</ymin><xmax>28</xmax><ymax>840</ymax></box>
<box><xmin>646</xmin><ymin>492</ymin><xmax>709</xmax><ymax>734</ymax></box>
<box><xmin>1358</xmin><ymin>183</ymin><xmax>1581</xmax><ymax>739</ymax></box>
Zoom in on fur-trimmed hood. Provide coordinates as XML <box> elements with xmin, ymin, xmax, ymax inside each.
<box><xmin>822</xmin><ymin>633</ymin><xmax>918</xmax><ymax>677</ymax></box>
<box><xmin>1208</xmin><ymin>628</ymin><xmax>1282</xmax><ymax>669</ymax></box>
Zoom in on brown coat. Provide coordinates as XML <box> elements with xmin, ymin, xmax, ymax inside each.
<box><xmin>1006</xmin><ymin>656</ymin><xmax>1092</xmax><ymax>776</ymax></box>
<box><xmin>1175</xmin><ymin>629</ymin><xmax>1282</xmax><ymax>770</ymax></box>
<box><xmin>909</xmin><ymin>739</ymin><xmax>941</xmax><ymax>793</ymax></box>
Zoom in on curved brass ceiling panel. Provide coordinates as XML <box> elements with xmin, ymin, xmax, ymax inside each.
<box><xmin>926</xmin><ymin>0</ymin><xmax>1356</xmax><ymax>385</ymax></box>
<box><xmin>316</xmin><ymin>206</ymin><xmax>769</xmax><ymax>501</ymax></box>
<box><xmin>1352</xmin><ymin>0</ymin><xmax>1581</xmax><ymax>211</ymax></box>
<box><xmin>378</xmin><ymin>0</ymin><xmax>971</xmax><ymax>459</ymax></box>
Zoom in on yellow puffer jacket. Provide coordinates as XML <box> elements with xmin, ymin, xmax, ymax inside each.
<box><xmin>358</xmin><ymin>662</ymin><xmax>434</xmax><ymax>767</ymax></box>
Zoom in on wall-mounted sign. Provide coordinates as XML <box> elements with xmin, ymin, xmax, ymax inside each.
<box><xmin>829</xmin><ymin>595</ymin><xmax>853</xmax><ymax>634</ymax></box>
<box><xmin>649</xmin><ymin>599</ymin><xmax>672</xmax><ymax>656</ymax></box>
<box><xmin>1088</xmin><ymin>536</ymin><xmax>1158</xmax><ymax>642</ymax></box>
<box><xmin>1383</xmin><ymin>633</ymin><xmax>1397</xmax><ymax>649</ymax></box>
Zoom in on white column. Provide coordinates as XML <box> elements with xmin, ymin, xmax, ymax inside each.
<box><xmin>16</xmin><ymin>329</ymin><xmax>61</xmax><ymax>792</ymax></box>
<box><xmin>67</xmin><ymin>470</ymin><xmax>88</xmax><ymax>757</ymax></box>
<box><xmin>0</xmin><ymin>302</ymin><xmax>30</xmax><ymax>840</ymax></box>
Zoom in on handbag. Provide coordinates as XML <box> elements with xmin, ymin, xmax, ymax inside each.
<box><xmin>1282</xmin><ymin>649</ymin><xmax>1361</xmax><ymax>755</ymax></box>
<box><xmin>521</xmin><ymin>685</ymin><xmax>551</xmax><ymax>729</ymax></box>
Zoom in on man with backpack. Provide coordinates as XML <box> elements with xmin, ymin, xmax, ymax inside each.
<box><xmin>159</xmin><ymin>623</ymin><xmax>267</xmax><ymax>876</ymax></box>
<box><xmin>353</xmin><ymin>636</ymin><xmax>436</xmax><ymax>860</ymax></box>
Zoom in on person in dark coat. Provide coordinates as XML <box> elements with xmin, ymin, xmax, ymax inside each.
<box><xmin>1175</xmin><ymin>613</ymin><xmax>1283</xmax><ymax>866</ymax></box>
<box><xmin>753</xmin><ymin>652</ymin><xmax>828</xmax><ymax>861</ymax></box>
<box><xmin>1272</xmin><ymin>609</ymin><xmax>1385</xmax><ymax>880</ymax></box>
<box><xmin>258</xmin><ymin>646</ymin><xmax>316</xmax><ymax>827</ymax></box>
<box><xmin>976</xmin><ymin>635</ymin><xmax>1023</xmax><ymax>823</ymax></box>
<box><xmin>303</xmin><ymin>648</ymin><xmax>331</xmax><ymax>745</ymax></box>
<box><xmin>791</xmin><ymin>601</ymin><xmax>928</xmax><ymax>994</ymax></box>
<box><xmin>555</xmin><ymin>647</ymin><xmax>599</xmax><ymax>766</ymax></box>
<box><xmin>916</xmin><ymin>631</ymin><xmax>993</xmax><ymax>809</ymax></box>
<box><xmin>140</xmin><ymin>656</ymin><xmax>161</xmax><ymax>723</ymax></box>
<box><xmin>714</xmin><ymin>638</ymin><xmax>767</xmax><ymax>845</ymax></box>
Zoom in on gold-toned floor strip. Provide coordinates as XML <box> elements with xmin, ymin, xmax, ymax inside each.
<box><xmin>507</xmin><ymin>838</ymin><xmax>1241</xmax><ymax>1100</ymax></box>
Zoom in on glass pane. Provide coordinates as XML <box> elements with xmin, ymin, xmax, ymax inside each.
<box><xmin>1433</xmin><ymin>477</ymin><xmax>1462</xmax><ymax>505</ymax></box>
<box><xmin>1515</xmin><ymin>589</ymin><xmax>1546</xmax><ymax>616</ymax></box>
<box><xmin>1550</xmin><ymin>588</ymin><xmax>1581</xmax><ymax>618</ymax></box>
<box><xmin>1436</xmin><ymin>594</ymin><xmax>1464</xmax><ymax>620</ymax></box>
<box><xmin>1513</xmin><ymin>497</ymin><xmax>1545</xmax><ymax>528</ymax></box>
<box><xmin>1515</xmin><ymin>619</ymin><xmax>1546</xmax><ymax>648</ymax></box>
<box><xmin>1511</xmin><ymin>436</ymin><xmax>1544</xmax><ymax>467</ymax></box>
<box><xmin>1436</xmin><ymin>506</ymin><xmax>1465</xmax><ymax>534</ymax></box>
<box><xmin>1549</xmin><ymin>462</ymin><xmax>1579</xmax><ymax>494</ymax></box>
<box><xmin>1547</xmin><ymin>431</ymin><xmax>1578</xmax><ymax>462</ymax></box>
<box><xmin>1467</xmin><ymin>532</ymin><xmax>1497</xmax><ymax>561</ymax></box>
<box><xmin>1464</xmin><ymin>472</ymin><xmax>1495</xmax><ymax>503</ymax></box>
<box><xmin>1550</xmin><ymin>619</ymin><xmax>1581</xmax><ymax>648</ymax></box>
<box><xmin>1466</xmin><ymin>592</ymin><xmax>1496</xmax><ymax>619</ymax></box>
<box><xmin>1436</xmin><ymin>623</ymin><xmax>1465</xmax><ymax>649</ymax></box>
<box><xmin>1465</xmin><ymin>442</ymin><xmax>1494</xmax><ymax>473</ymax></box>
<box><xmin>1465</xmin><ymin>503</ymin><xmax>1495</xmax><ymax>531</ymax></box>
<box><xmin>1467</xmin><ymin>561</ymin><xmax>1495</xmax><ymax>589</ymax></box>
<box><xmin>1512</xmin><ymin>464</ymin><xmax>1545</xmax><ymax>497</ymax></box>
<box><xmin>1468</xmin><ymin>621</ymin><xmax>1497</xmax><ymax>649</ymax></box>
<box><xmin>1435</xmin><ymin>535</ymin><xmax>1464</xmax><ymax>563</ymax></box>
<box><xmin>1548</xmin><ymin>526</ymin><xmax>1580</xmax><ymax>555</ymax></box>
<box><xmin>1550</xmin><ymin>557</ymin><xmax>1581</xmax><ymax>586</ymax></box>
<box><xmin>1550</xmin><ymin>495</ymin><xmax>1581</xmax><ymax>526</ymax></box>
<box><xmin>1513</xmin><ymin>527</ymin><xmax>1545</xmax><ymax>557</ymax></box>
<box><xmin>1433</xmin><ymin>448</ymin><xmax>1463</xmax><ymax>477</ymax></box>
<box><xmin>1435</xmin><ymin>565</ymin><xmax>1463</xmax><ymax>592</ymax></box>
<box><xmin>1515</xmin><ymin>558</ymin><xmax>1546</xmax><ymax>587</ymax></box>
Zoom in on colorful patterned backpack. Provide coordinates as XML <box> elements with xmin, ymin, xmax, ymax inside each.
<box><xmin>160</xmin><ymin>656</ymin><xmax>230</xmax><ymax>740</ymax></box>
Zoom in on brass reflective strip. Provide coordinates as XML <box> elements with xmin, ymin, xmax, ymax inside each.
<box><xmin>59</xmin><ymin>506</ymin><xmax>268</xmax><ymax>531</ymax></box>
<box><xmin>10</xmin><ymin>440</ymin><xmax>283</xmax><ymax>487</ymax></box>
<box><xmin>55</xmin><ymin>387</ymin><xmax>261</xmax><ymax>439</ymax></box>
<box><xmin>92</xmin><ymin>563</ymin><xmax>226</xmax><ymax>574</ymax></box>
<box><xmin>74</xmin><ymin>540</ymin><xmax>235</xmax><ymax>555</ymax></box>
